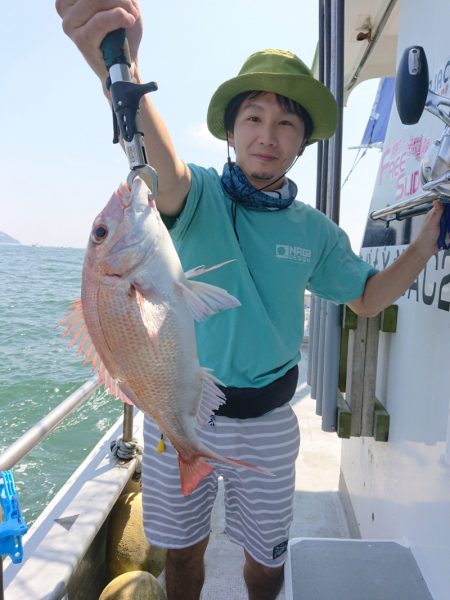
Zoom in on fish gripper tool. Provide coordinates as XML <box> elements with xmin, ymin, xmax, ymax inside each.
<box><xmin>101</xmin><ymin>28</ymin><xmax>159</xmax><ymax>197</ymax></box>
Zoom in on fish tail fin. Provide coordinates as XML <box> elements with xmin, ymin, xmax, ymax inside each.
<box><xmin>178</xmin><ymin>455</ymin><xmax>215</xmax><ymax>496</ymax></box>
<box><xmin>178</xmin><ymin>450</ymin><xmax>274</xmax><ymax>496</ymax></box>
<box><xmin>218</xmin><ymin>455</ymin><xmax>274</xmax><ymax>478</ymax></box>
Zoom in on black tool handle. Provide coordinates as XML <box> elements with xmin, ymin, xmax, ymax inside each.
<box><xmin>100</xmin><ymin>28</ymin><xmax>131</xmax><ymax>70</ymax></box>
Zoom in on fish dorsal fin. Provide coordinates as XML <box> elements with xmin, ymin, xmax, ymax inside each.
<box><xmin>59</xmin><ymin>299</ymin><xmax>134</xmax><ymax>406</ymax></box>
<box><xmin>196</xmin><ymin>368</ymin><xmax>226</xmax><ymax>426</ymax></box>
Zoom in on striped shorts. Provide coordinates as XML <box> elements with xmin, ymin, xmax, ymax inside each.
<box><xmin>141</xmin><ymin>403</ymin><xmax>300</xmax><ymax>567</ymax></box>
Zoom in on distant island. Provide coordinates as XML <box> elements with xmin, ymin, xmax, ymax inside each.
<box><xmin>0</xmin><ymin>231</ymin><xmax>21</xmax><ymax>245</ymax></box>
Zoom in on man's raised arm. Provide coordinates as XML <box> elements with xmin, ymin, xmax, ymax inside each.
<box><xmin>55</xmin><ymin>0</ymin><xmax>191</xmax><ymax>216</ymax></box>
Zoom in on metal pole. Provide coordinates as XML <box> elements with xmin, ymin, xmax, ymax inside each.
<box><xmin>370</xmin><ymin>190</ymin><xmax>436</xmax><ymax>220</ymax></box>
<box><xmin>316</xmin><ymin>0</ymin><xmax>326</xmax><ymax>213</ymax></box>
<box><xmin>320</xmin><ymin>0</ymin><xmax>331</xmax><ymax>216</ymax></box>
<box><xmin>307</xmin><ymin>294</ymin><xmax>316</xmax><ymax>386</ymax></box>
<box><xmin>328</xmin><ymin>0</ymin><xmax>344</xmax><ymax>226</ymax></box>
<box><xmin>315</xmin><ymin>299</ymin><xmax>327</xmax><ymax>415</ymax></box>
<box><xmin>309</xmin><ymin>0</ymin><xmax>327</xmax><ymax>392</ymax></box>
<box><xmin>314</xmin><ymin>0</ymin><xmax>332</xmax><ymax>413</ymax></box>
<box><xmin>322</xmin><ymin>302</ymin><xmax>341</xmax><ymax>431</ymax></box>
<box><xmin>319</xmin><ymin>0</ymin><xmax>345</xmax><ymax>430</ymax></box>
<box><xmin>325</xmin><ymin>0</ymin><xmax>339</xmax><ymax>224</ymax></box>
<box><xmin>309</xmin><ymin>296</ymin><xmax>321</xmax><ymax>398</ymax></box>
<box><xmin>122</xmin><ymin>404</ymin><xmax>134</xmax><ymax>443</ymax></box>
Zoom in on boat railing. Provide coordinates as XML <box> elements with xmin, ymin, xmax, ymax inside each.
<box><xmin>0</xmin><ymin>378</ymin><xmax>136</xmax><ymax>600</ymax></box>
<box><xmin>0</xmin><ymin>378</ymin><xmax>135</xmax><ymax>473</ymax></box>
<box><xmin>369</xmin><ymin>190</ymin><xmax>437</xmax><ymax>222</ymax></box>
<box><xmin>0</xmin><ymin>378</ymin><xmax>99</xmax><ymax>472</ymax></box>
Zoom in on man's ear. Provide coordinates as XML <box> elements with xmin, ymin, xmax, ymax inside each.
<box><xmin>227</xmin><ymin>131</ymin><xmax>235</xmax><ymax>148</ymax></box>
<box><xmin>297</xmin><ymin>140</ymin><xmax>307</xmax><ymax>156</ymax></box>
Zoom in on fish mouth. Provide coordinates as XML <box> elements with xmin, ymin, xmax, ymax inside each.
<box><xmin>125</xmin><ymin>176</ymin><xmax>158</xmax><ymax>211</ymax></box>
<box><xmin>116</xmin><ymin>178</ymin><xmax>157</xmax><ymax>214</ymax></box>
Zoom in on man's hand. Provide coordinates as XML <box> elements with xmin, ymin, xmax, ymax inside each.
<box><xmin>411</xmin><ymin>199</ymin><xmax>444</xmax><ymax>257</ymax></box>
<box><xmin>348</xmin><ymin>200</ymin><xmax>444</xmax><ymax>318</ymax></box>
<box><xmin>55</xmin><ymin>0</ymin><xmax>143</xmax><ymax>82</ymax></box>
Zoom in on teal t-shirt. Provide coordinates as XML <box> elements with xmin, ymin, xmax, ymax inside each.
<box><xmin>166</xmin><ymin>164</ymin><xmax>377</xmax><ymax>388</ymax></box>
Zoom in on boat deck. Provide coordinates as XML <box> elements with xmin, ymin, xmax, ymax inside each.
<box><xmin>160</xmin><ymin>345</ymin><xmax>351</xmax><ymax>599</ymax></box>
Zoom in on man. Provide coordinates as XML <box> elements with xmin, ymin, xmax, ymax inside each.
<box><xmin>55</xmin><ymin>2</ymin><xmax>442</xmax><ymax>599</ymax></box>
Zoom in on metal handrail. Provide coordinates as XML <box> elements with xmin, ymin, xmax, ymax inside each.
<box><xmin>369</xmin><ymin>190</ymin><xmax>438</xmax><ymax>221</ymax></box>
<box><xmin>0</xmin><ymin>377</ymin><xmax>100</xmax><ymax>472</ymax></box>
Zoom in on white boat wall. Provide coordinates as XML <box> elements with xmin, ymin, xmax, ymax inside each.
<box><xmin>339</xmin><ymin>1</ymin><xmax>450</xmax><ymax>599</ymax></box>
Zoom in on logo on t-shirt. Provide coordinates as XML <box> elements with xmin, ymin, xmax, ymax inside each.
<box><xmin>276</xmin><ymin>244</ymin><xmax>311</xmax><ymax>263</ymax></box>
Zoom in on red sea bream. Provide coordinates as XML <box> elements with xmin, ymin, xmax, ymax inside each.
<box><xmin>61</xmin><ymin>176</ymin><xmax>268</xmax><ymax>495</ymax></box>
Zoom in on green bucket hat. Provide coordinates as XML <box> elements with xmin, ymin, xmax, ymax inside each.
<box><xmin>207</xmin><ymin>48</ymin><xmax>338</xmax><ymax>144</ymax></box>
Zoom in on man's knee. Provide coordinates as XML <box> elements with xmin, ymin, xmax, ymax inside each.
<box><xmin>244</xmin><ymin>549</ymin><xmax>284</xmax><ymax>581</ymax></box>
<box><xmin>244</xmin><ymin>551</ymin><xmax>284</xmax><ymax>600</ymax></box>
<box><xmin>166</xmin><ymin>536</ymin><xmax>209</xmax><ymax>568</ymax></box>
<box><xmin>165</xmin><ymin>537</ymin><xmax>210</xmax><ymax>600</ymax></box>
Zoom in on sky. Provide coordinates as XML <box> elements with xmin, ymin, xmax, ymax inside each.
<box><xmin>1</xmin><ymin>1</ymin><xmax>381</xmax><ymax>252</ymax></box>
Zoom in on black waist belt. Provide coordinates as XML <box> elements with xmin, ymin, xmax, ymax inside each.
<box><xmin>215</xmin><ymin>365</ymin><xmax>299</xmax><ymax>419</ymax></box>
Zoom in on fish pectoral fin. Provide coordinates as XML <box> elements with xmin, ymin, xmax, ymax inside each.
<box><xmin>135</xmin><ymin>288</ymin><xmax>168</xmax><ymax>356</ymax></box>
<box><xmin>176</xmin><ymin>280</ymin><xmax>240</xmax><ymax>321</ymax></box>
<box><xmin>196</xmin><ymin>368</ymin><xmax>226</xmax><ymax>426</ymax></box>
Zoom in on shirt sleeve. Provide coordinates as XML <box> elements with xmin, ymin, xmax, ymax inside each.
<box><xmin>307</xmin><ymin>220</ymin><xmax>378</xmax><ymax>304</ymax></box>
<box><xmin>162</xmin><ymin>164</ymin><xmax>207</xmax><ymax>242</ymax></box>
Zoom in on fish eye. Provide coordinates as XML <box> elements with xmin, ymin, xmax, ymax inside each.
<box><xmin>92</xmin><ymin>225</ymin><xmax>108</xmax><ymax>244</ymax></box>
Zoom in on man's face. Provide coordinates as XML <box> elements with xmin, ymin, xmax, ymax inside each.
<box><xmin>227</xmin><ymin>92</ymin><xmax>306</xmax><ymax>191</ymax></box>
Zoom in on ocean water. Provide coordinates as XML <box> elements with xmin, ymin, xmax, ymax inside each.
<box><xmin>0</xmin><ymin>244</ymin><xmax>122</xmax><ymax>525</ymax></box>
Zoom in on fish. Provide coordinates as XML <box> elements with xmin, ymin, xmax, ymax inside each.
<box><xmin>60</xmin><ymin>176</ymin><xmax>270</xmax><ymax>495</ymax></box>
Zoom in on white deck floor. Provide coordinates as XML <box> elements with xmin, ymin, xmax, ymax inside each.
<box><xmin>192</xmin><ymin>346</ymin><xmax>351</xmax><ymax>599</ymax></box>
